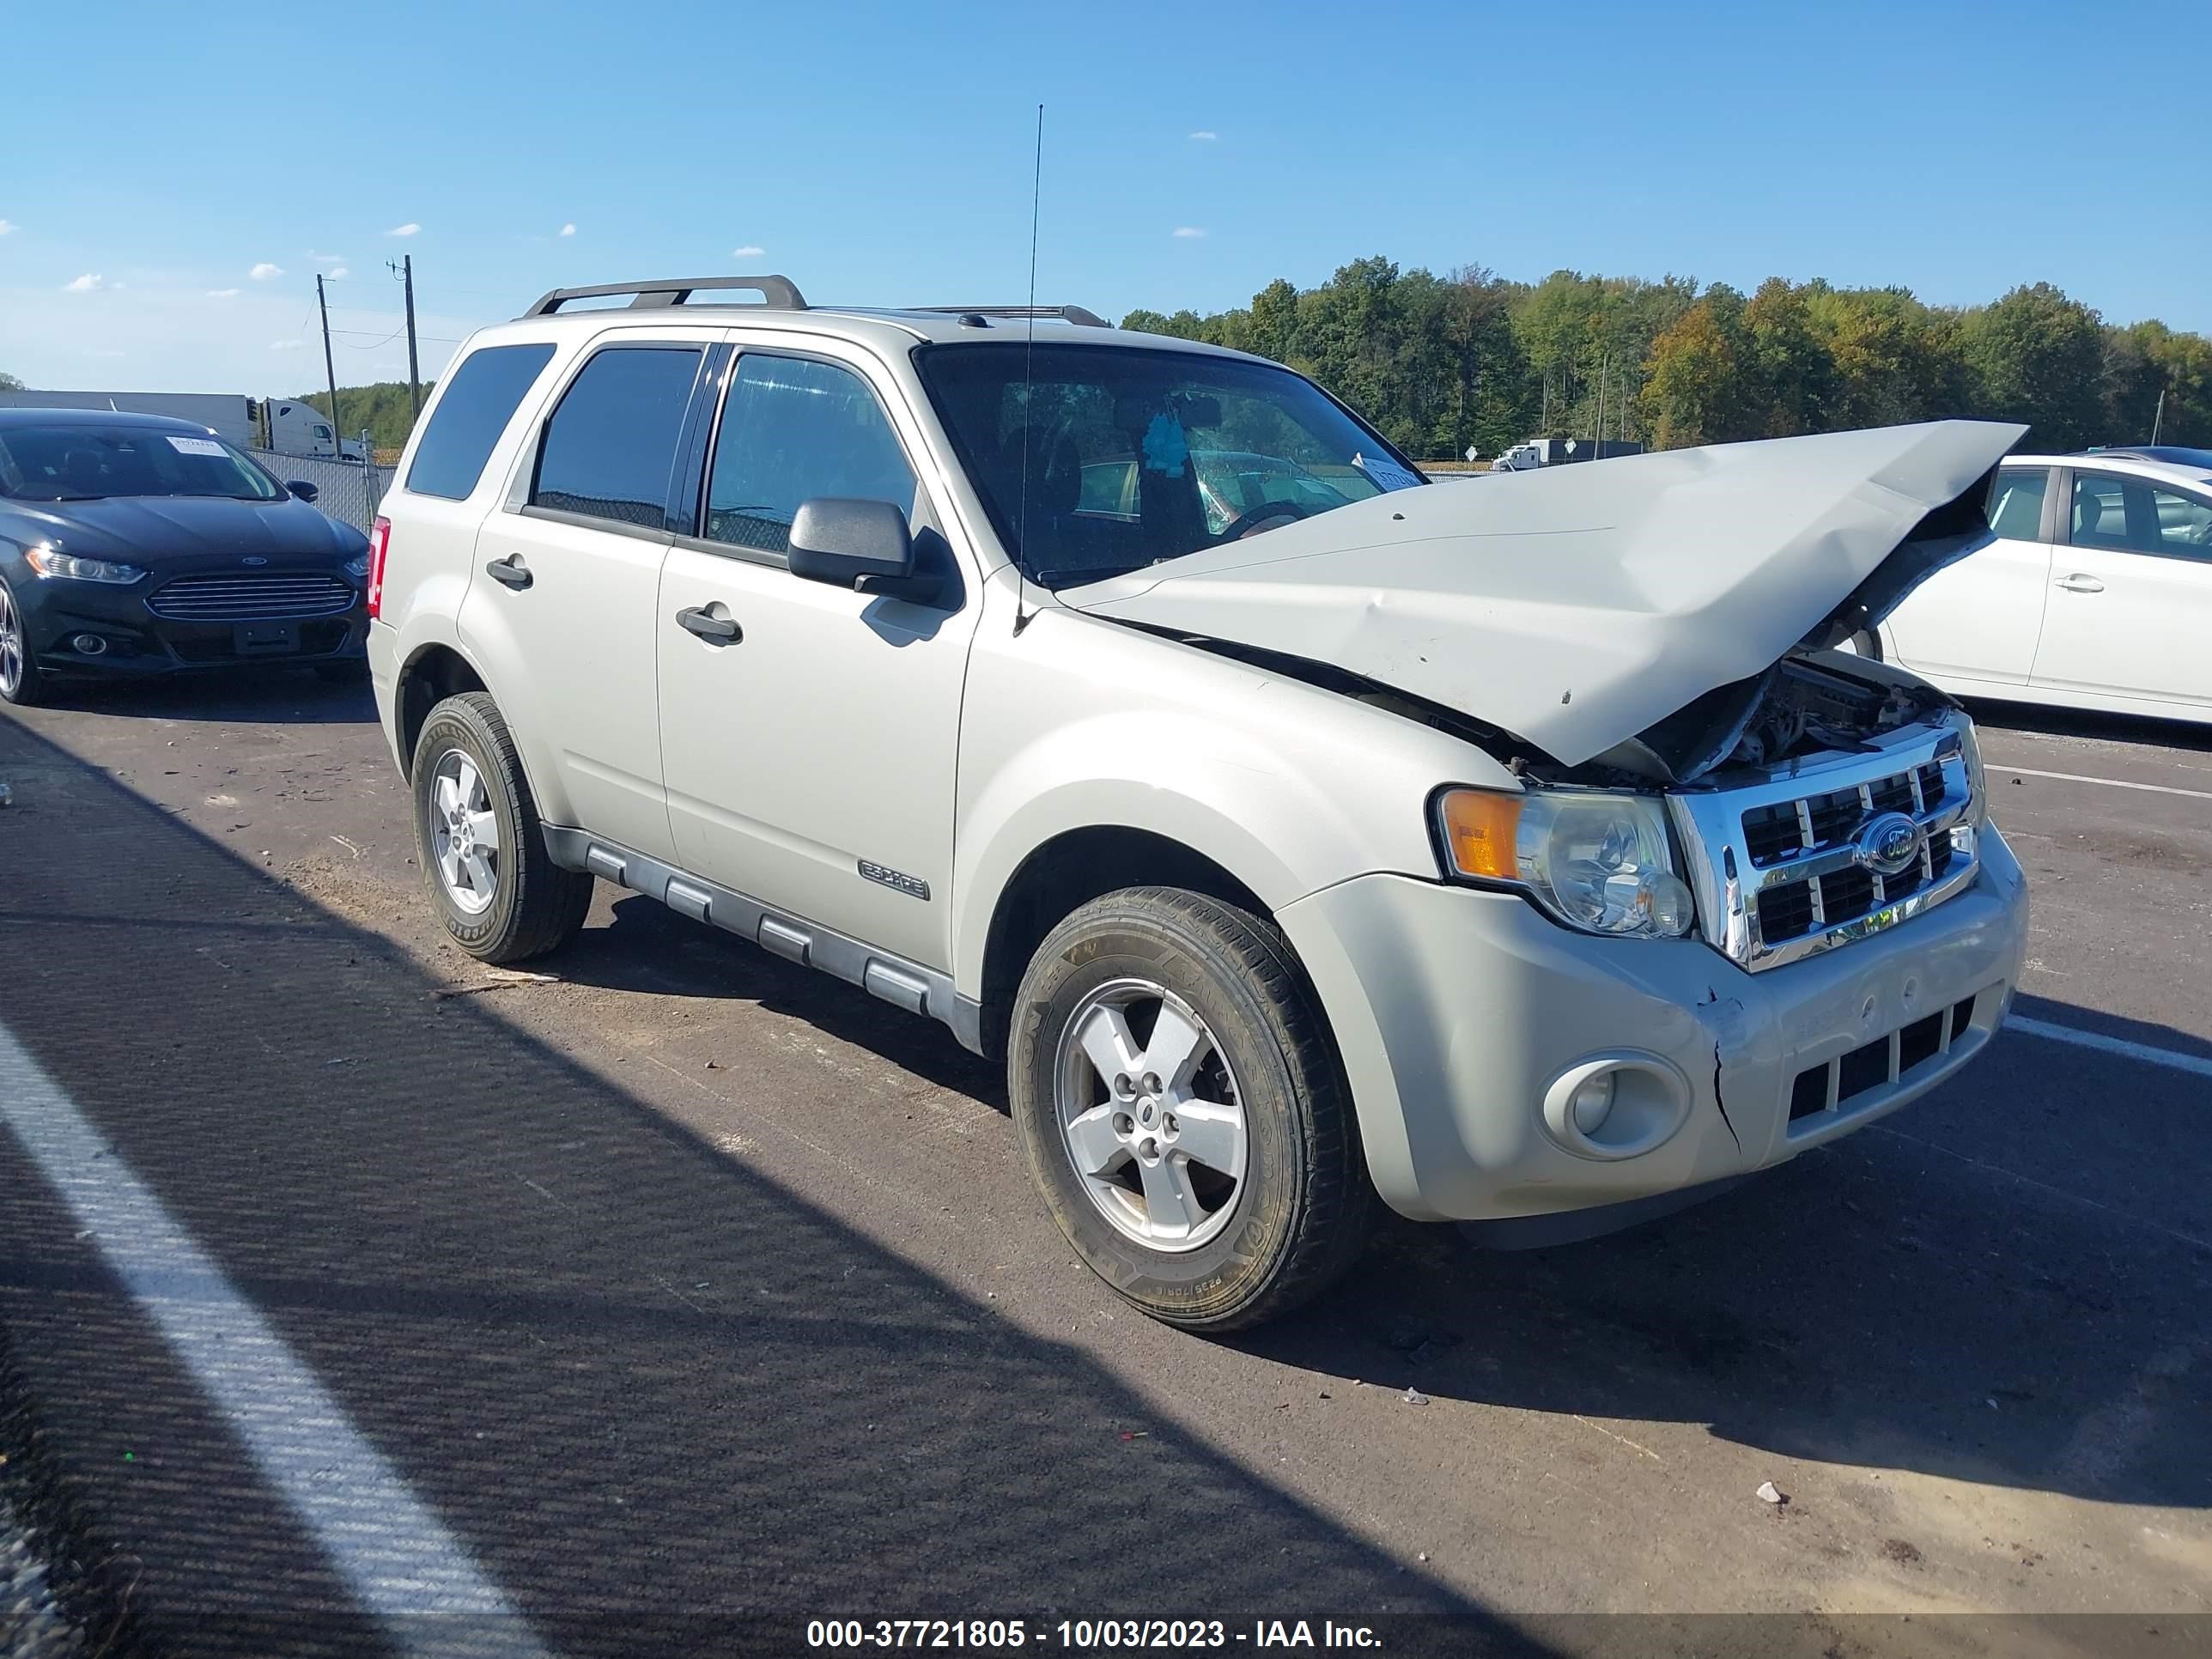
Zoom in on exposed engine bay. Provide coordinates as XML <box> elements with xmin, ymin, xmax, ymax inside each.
<box><xmin>1571</xmin><ymin>651</ymin><xmax>1950</xmax><ymax>789</ymax></box>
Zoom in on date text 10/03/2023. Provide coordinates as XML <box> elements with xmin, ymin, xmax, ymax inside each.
<box><xmin>805</xmin><ymin>1620</ymin><xmax>1384</xmax><ymax>1649</ymax></box>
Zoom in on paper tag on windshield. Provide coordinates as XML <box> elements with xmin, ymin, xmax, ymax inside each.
<box><xmin>1353</xmin><ymin>451</ymin><xmax>1424</xmax><ymax>492</ymax></box>
<box><xmin>167</xmin><ymin>435</ymin><xmax>227</xmax><ymax>457</ymax></box>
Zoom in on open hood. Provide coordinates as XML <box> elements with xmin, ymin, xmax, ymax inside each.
<box><xmin>1059</xmin><ymin>420</ymin><xmax>2024</xmax><ymax>769</ymax></box>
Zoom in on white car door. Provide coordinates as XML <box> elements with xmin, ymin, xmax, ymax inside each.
<box><xmin>2028</xmin><ymin>469</ymin><xmax>2212</xmax><ymax>710</ymax></box>
<box><xmin>460</xmin><ymin>333</ymin><xmax>720</xmax><ymax>862</ymax></box>
<box><xmin>1882</xmin><ymin>464</ymin><xmax>2055</xmax><ymax>686</ymax></box>
<box><xmin>654</xmin><ymin>343</ymin><xmax>980</xmax><ymax>969</ymax></box>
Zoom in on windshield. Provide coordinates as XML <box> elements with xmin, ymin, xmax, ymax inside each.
<box><xmin>915</xmin><ymin>343</ymin><xmax>1423</xmax><ymax>586</ymax></box>
<box><xmin>0</xmin><ymin>424</ymin><xmax>283</xmax><ymax>502</ymax></box>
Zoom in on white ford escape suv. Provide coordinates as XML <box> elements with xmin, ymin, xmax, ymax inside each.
<box><xmin>368</xmin><ymin>275</ymin><xmax>2029</xmax><ymax>1329</ymax></box>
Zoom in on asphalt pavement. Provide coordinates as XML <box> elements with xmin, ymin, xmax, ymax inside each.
<box><xmin>0</xmin><ymin>672</ymin><xmax>2205</xmax><ymax>1659</ymax></box>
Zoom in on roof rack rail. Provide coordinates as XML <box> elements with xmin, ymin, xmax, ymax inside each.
<box><xmin>521</xmin><ymin>275</ymin><xmax>807</xmax><ymax>319</ymax></box>
<box><xmin>915</xmin><ymin>305</ymin><xmax>1111</xmax><ymax>330</ymax></box>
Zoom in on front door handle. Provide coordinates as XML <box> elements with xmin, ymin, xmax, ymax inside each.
<box><xmin>2053</xmin><ymin>574</ymin><xmax>2106</xmax><ymax>593</ymax></box>
<box><xmin>677</xmin><ymin>604</ymin><xmax>742</xmax><ymax>645</ymax></box>
<box><xmin>485</xmin><ymin>554</ymin><xmax>532</xmax><ymax>590</ymax></box>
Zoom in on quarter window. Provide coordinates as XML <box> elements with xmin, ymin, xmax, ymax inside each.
<box><xmin>404</xmin><ymin>341</ymin><xmax>556</xmax><ymax>501</ymax></box>
<box><xmin>2070</xmin><ymin>473</ymin><xmax>2212</xmax><ymax>560</ymax></box>
<box><xmin>702</xmin><ymin>355</ymin><xmax>917</xmax><ymax>556</ymax></box>
<box><xmin>531</xmin><ymin>346</ymin><xmax>704</xmax><ymax>529</ymax></box>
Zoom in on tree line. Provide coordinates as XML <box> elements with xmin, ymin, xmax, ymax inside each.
<box><xmin>1121</xmin><ymin>260</ymin><xmax>2212</xmax><ymax>459</ymax></box>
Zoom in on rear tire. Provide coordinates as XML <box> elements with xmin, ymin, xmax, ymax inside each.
<box><xmin>1007</xmin><ymin>886</ymin><xmax>1374</xmax><ymax>1331</ymax></box>
<box><xmin>0</xmin><ymin>577</ymin><xmax>50</xmax><ymax>708</ymax></box>
<box><xmin>410</xmin><ymin>691</ymin><xmax>592</xmax><ymax>963</ymax></box>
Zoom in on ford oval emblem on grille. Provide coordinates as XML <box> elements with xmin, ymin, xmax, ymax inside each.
<box><xmin>1854</xmin><ymin>811</ymin><xmax>1923</xmax><ymax>878</ymax></box>
<box><xmin>240</xmin><ymin>556</ymin><xmax>269</xmax><ymax>566</ymax></box>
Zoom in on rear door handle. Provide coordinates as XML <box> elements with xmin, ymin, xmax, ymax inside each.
<box><xmin>2053</xmin><ymin>574</ymin><xmax>2105</xmax><ymax>593</ymax></box>
<box><xmin>677</xmin><ymin>604</ymin><xmax>742</xmax><ymax>645</ymax></box>
<box><xmin>485</xmin><ymin>554</ymin><xmax>532</xmax><ymax>590</ymax></box>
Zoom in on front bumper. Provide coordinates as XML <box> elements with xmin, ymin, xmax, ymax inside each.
<box><xmin>1277</xmin><ymin>825</ymin><xmax>2029</xmax><ymax>1224</ymax></box>
<box><xmin>16</xmin><ymin>577</ymin><xmax>366</xmax><ymax>675</ymax></box>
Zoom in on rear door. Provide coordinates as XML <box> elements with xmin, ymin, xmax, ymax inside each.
<box><xmin>1882</xmin><ymin>464</ymin><xmax>2056</xmax><ymax>685</ymax></box>
<box><xmin>2028</xmin><ymin>469</ymin><xmax>2212</xmax><ymax>709</ymax></box>
<box><xmin>459</xmin><ymin>331</ymin><xmax>720</xmax><ymax>860</ymax></box>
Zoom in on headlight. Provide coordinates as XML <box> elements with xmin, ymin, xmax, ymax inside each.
<box><xmin>1436</xmin><ymin>787</ymin><xmax>1696</xmax><ymax>939</ymax></box>
<box><xmin>26</xmin><ymin>548</ymin><xmax>147</xmax><ymax>585</ymax></box>
<box><xmin>1954</xmin><ymin>720</ymin><xmax>1988</xmax><ymax>828</ymax></box>
<box><xmin>343</xmin><ymin>551</ymin><xmax>371</xmax><ymax>580</ymax></box>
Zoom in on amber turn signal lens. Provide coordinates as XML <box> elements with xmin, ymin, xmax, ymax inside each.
<box><xmin>1437</xmin><ymin>788</ymin><xmax>1523</xmax><ymax>881</ymax></box>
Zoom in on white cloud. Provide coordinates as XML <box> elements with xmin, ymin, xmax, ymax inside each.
<box><xmin>63</xmin><ymin>272</ymin><xmax>105</xmax><ymax>292</ymax></box>
<box><xmin>0</xmin><ymin>219</ymin><xmax>17</xmax><ymax>236</ymax></box>
<box><xmin>386</xmin><ymin>222</ymin><xmax>420</xmax><ymax>238</ymax></box>
<box><xmin>1171</xmin><ymin>227</ymin><xmax>1207</xmax><ymax>239</ymax></box>
<box><xmin>250</xmin><ymin>262</ymin><xmax>283</xmax><ymax>281</ymax></box>
<box><xmin>207</xmin><ymin>288</ymin><xmax>240</xmax><ymax>298</ymax></box>
<box><xmin>307</xmin><ymin>249</ymin><xmax>347</xmax><ymax>264</ymax></box>
<box><xmin>731</xmin><ymin>245</ymin><xmax>766</xmax><ymax>260</ymax></box>
<box><xmin>270</xmin><ymin>339</ymin><xmax>304</xmax><ymax>351</ymax></box>
<box><xmin>558</xmin><ymin>222</ymin><xmax>576</xmax><ymax>238</ymax></box>
<box><xmin>329</xmin><ymin>266</ymin><xmax>349</xmax><ymax>279</ymax></box>
<box><xmin>111</xmin><ymin>282</ymin><xmax>128</xmax><ymax>291</ymax></box>
<box><xmin>1188</xmin><ymin>130</ymin><xmax>1218</xmax><ymax>141</ymax></box>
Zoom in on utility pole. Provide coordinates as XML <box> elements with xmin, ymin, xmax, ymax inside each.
<box><xmin>2150</xmin><ymin>387</ymin><xmax>2166</xmax><ymax>446</ymax></box>
<box><xmin>316</xmin><ymin>274</ymin><xmax>343</xmax><ymax>456</ymax></box>
<box><xmin>391</xmin><ymin>254</ymin><xmax>422</xmax><ymax>417</ymax></box>
<box><xmin>1593</xmin><ymin>352</ymin><xmax>1607</xmax><ymax>459</ymax></box>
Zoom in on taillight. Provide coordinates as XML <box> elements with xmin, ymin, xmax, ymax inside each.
<box><xmin>366</xmin><ymin>516</ymin><xmax>391</xmax><ymax>619</ymax></box>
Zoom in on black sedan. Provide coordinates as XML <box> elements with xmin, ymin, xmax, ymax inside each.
<box><xmin>0</xmin><ymin>409</ymin><xmax>370</xmax><ymax>706</ymax></box>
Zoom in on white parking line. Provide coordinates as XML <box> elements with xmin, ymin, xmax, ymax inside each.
<box><xmin>0</xmin><ymin>1018</ymin><xmax>553</xmax><ymax>1659</ymax></box>
<box><xmin>1997</xmin><ymin>765</ymin><xmax>2212</xmax><ymax>802</ymax></box>
<box><xmin>2007</xmin><ymin>1013</ymin><xmax>2212</xmax><ymax>1080</ymax></box>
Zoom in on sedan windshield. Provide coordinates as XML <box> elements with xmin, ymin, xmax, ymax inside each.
<box><xmin>916</xmin><ymin>343</ymin><xmax>1424</xmax><ymax>586</ymax></box>
<box><xmin>0</xmin><ymin>424</ymin><xmax>283</xmax><ymax>502</ymax></box>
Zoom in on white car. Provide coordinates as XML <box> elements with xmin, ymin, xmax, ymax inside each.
<box><xmin>1865</xmin><ymin>447</ymin><xmax>2212</xmax><ymax>725</ymax></box>
<box><xmin>367</xmin><ymin>276</ymin><xmax>2029</xmax><ymax>1328</ymax></box>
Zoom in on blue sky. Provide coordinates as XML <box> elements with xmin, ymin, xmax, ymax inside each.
<box><xmin>3</xmin><ymin>0</ymin><xmax>2204</xmax><ymax>397</ymax></box>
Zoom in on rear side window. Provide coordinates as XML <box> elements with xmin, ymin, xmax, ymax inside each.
<box><xmin>404</xmin><ymin>342</ymin><xmax>556</xmax><ymax>500</ymax></box>
<box><xmin>1986</xmin><ymin>467</ymin><xmax>2047</xmax><ymax>541</ymax></box>
<box><xmin>531</xmin><ymin>346</ymin><xmax>704</xmax><ymax>529</ymax></box>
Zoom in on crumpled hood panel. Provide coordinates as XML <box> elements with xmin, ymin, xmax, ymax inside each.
<box><xmin>1060</xmin><ymin>420</ymin><xmax>2025</xmax><ymax>767</ymax></box>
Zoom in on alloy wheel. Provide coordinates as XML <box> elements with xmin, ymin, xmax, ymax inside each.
<box><xmin>1054</xmin><ymin>978</ymin><xmax>1249</xmax><ymax>1251</ymax></box>
<box><xmin>428</xmin><ymin>747</ymin><xmax>501</xmax><ymax>915</ymax></box>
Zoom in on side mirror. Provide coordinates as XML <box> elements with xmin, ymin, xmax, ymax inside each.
<box><xmin>788</xmin><ymin>498</ymin><xmax>937</xmax><ymax>601</ymax></box>
<box><xmin>285</xmin><ymin>480</ymin><xmax>319</xmax><ymax>503</ymax></box>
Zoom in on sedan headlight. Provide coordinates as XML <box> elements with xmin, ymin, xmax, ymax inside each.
<box><xmin>1435</xmin><ymin>787</ymin><xmax>1695</xmax><ymax>939</ymax></box>
<box><xmin>343</xmin><ymin>551</ymin><xmax>371</xmax><ymax>580</ymax></box>
<box><xmin>26</xmin><ymin>548</ymin><xmax>147</xmax><ymax>585</ymax></box>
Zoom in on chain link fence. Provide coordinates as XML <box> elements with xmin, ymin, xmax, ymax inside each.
<box><xmin>246</xmin><ymin>448</ymin><xmax>398</xmax><ymax>533</ymax></box>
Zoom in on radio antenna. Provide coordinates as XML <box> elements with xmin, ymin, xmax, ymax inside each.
<box><xmin>1012</xmin><ymin>102</ymin><xmax>1043</xmax><ymax>636</ymax></box>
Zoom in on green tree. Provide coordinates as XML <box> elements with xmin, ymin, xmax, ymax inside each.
<box><xmin>0</xmin><ymin>370</ymin><xmax>23</xmax><ymax>391</ymax></box>
<box><xmin>1958</xmin><ymin>283</ymin><xmax>2106</xmax><ymax>450</ymax></box>
<box><xmin>291</xmin><ymin>381</ymin><xmax>434</xmax><ymax>453</ymax></box>
<box><xmin>1641</xmin><ymin>299</ymin><xmax>1746</xmax><ymax>448</ymax></box>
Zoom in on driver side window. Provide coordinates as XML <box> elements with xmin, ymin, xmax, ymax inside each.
<box><xmin>703</xmin><ymin>354</ymin><xmax>917</xmax><ymax>558</ymax></box>
<box><xmin>2070</xmin><ymin>473</ymin><xmax>2212</xmax><ymax>562</ymax></box>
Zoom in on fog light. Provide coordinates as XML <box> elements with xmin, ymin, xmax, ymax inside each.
<box><xmin>72</xmin><ymin>634</ymin><xmax>108</xmax><ymax>656</ymax></box>
<box><xmin>1570</xmin><ymin>1072</ymin><xmax>1616</xmax><ymax>1134</ymax></box>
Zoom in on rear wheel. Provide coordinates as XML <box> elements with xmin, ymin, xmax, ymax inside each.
<box><xmin>1008</xmin><ymin>886</ymin><xmax>1373</xmax><ymax>1330</ymax></box>
<box><xmin>410</xmin><ymin>691</ymin><xmax>592</xmax><ymax>963</ymax></box>
<box><xmin>0</xmin><ymin>578</ymin><xmax>50</xmax><ymax>707</ymax></box>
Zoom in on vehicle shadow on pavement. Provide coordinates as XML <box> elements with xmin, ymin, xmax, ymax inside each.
<box><xmin>0</xmin><ymin>715</ymin><xmax>1531</xmax><ymax>1657</ymax></box>
<box><xmin>29</xmin><ymin>667</ymin><xmax>376</xmax><ymax>726</ymax></box>
<box><xmin>1966</xmin><ymin>700</ymin><xmax>2212</xmax><ymax>755</ymax></box>
<box><xmin>1236</xmin><ymin>1024</ymin><xmax>2210</xmax><ymax>1516</ymax></box>
<box><xmin>476</xmin><ymin>821</ymin><xmax>2208</xmax><ymax>1520</ymax></box>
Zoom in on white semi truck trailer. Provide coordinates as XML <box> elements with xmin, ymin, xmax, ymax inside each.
<box><xmin>0</xmin><ymin>390</ymin><xmax>362</xmax><ymax>459</ymax></box>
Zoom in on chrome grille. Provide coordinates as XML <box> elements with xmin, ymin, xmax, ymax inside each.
<box><xmin>146</xmin><ymin>572</ymin><xmax>358</xmax><ymax>621</ymax></box>
<box><xmin>1668</xmin><ymin>715</ymin><xmax>1981</xmax><ymax>972</ymax></box>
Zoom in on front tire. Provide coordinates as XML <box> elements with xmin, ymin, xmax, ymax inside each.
<box><xmin>410</xmin><ymin>691</ymin><xmax>592</xmax><ymax>963</ymax></box>
<box><xmin>0</xmin><ymin>576</ymin><xmax>50</xmax><ymax>708</ymax></box>
<box><xmin>1008</xmin><ymin>887</ymin><xmax>1374</xmax><ymax>1331</ymax></box>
